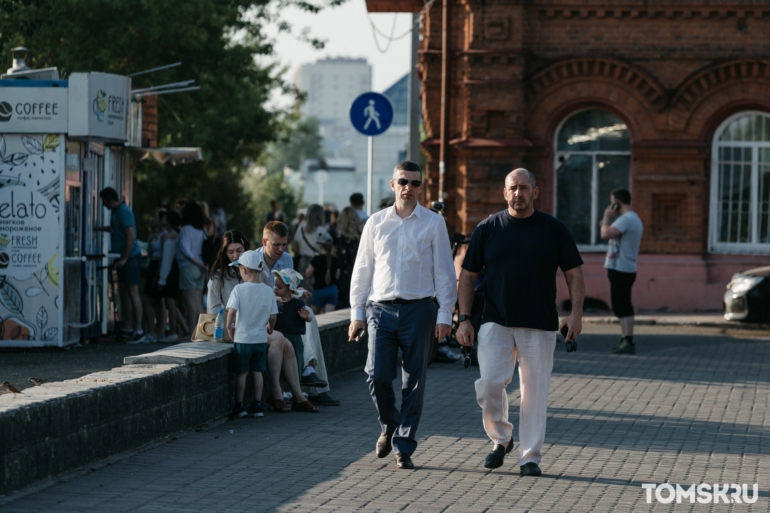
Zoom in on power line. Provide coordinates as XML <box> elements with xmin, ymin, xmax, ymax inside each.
<box><xmin>367</xmin><ymin>0</ymin><xmax>436</xmax><ymax>53</ymax></box>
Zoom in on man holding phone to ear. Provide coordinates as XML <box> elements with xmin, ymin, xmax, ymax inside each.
<box><xmin>348</xmin><ymin>160</ymin><xmax>457</xmax><ymax>470</ymax></box>
<box><xmin>600</xmin><ymin>188</ymin><xmax>643</xmax><ymax>355</ymax></box>
<box><xmin>456</xmin><ymin>168</ymin><xmax>584</xmax><ymax>476</ymax></box>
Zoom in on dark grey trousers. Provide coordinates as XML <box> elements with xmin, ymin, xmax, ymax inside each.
<box><xmin>365</xmin><ymin>298</ymin><xmax>437</xmax><ymax>455</ymax></box>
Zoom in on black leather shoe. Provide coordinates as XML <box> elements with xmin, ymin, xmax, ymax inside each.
<box><xmin>308</xmin><ymin>392</ymin><xmax>340</xmax><ymax>406</ymax></box>
<box><xmin>520</xmin><ymin>462</ymin><xmax>542</xmax><ymax>476</ymax></box>
<box><xmin>395</xmin><ymin>453</ymin><xmax>414</xmax><ymax>469</ymax></box>
<box><xmin>376</xmin><ymin>433</ymin><xmax>393</xmax><ymax>458</ymax></box>
<box><xmin>483</xmin><ymin>438</ymin><xmax>514</xmax><ymax>469</ymax></box>
<box><xmin>300</xmin><ymin>372</ymin><xmax>328</xmax><ymax>388</ymax></box>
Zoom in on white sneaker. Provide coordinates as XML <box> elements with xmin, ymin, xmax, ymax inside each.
<box><xmin>159</xmin><ymin>334</ymin><xmax>179</xmax><ymax>343</ymax></box>
<box><xmin>144</xmin><ymin>334</ymin><xmax>157</xmax><ymax>343</ymax></box>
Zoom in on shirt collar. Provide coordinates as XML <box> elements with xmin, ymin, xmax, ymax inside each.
<box><xmin>387</xmin><ymin>203</ymin><xmax>422</xmax><ymax>219</ymax></box>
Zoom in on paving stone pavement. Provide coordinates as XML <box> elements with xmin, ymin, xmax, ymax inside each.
<box><xmin>3</xmin><ymin>325</ymin><xmax>769</xmax><ymax>512</ymax></box>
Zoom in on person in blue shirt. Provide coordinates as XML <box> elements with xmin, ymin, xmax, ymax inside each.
<box><xmin>97</xmin><ymin>187</ymin><xmax>147</xmax><ymax>342</ymax></box>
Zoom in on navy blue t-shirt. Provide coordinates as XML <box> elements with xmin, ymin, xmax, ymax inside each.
<box><xmin>274</xmin><ymin>298</ymin><xmax>307</xmax><ymax>335</ymax></box>
<box><xmin>461</xmin><ymin>210</ymin><xmax>583</xmax><ymax>331</ymax></box>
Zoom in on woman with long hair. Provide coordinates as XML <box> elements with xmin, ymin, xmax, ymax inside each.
<box><xmin>291</xmin><ymin>204</ymin><xmax>325</xmax><ymax>293</ymax></box>
<box><xmin>207</xmin><ymin>230</ymin><xmax>318</xmax><ymax>413</ymax></box>
<box><xmin>177</xmin><ymin>201</ymin><xmax>208</xmax><ymax>339</ymax></box>
<box><xmin>333</xmin><ymin>206</ymin><xmax>362</xmax><ymax>309</ymax></box>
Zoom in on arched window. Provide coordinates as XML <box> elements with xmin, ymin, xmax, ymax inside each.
<box><xmin>710</xmin><ymin>112</ymin><xmax>770</xmax><ymax>252</ymax></box>
<box><xmin>555</xmin><ymin>109</ymin><xmax>631</xmax><ymax>247</ymax></box>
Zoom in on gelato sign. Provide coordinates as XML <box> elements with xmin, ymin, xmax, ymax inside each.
<box><xmin>0</xmin><ymin>87</ymin><xmax>68</xmax><ymax>133</ymax></box>
<box><xmin>0</xmin><ymin>133</ymin><xmax>63</xmax><ymax>345</ymax></box>
<box><xmin>68</xmin><ymin>72</ymin><xmax>130</xmax><ymax>142</ymax></box>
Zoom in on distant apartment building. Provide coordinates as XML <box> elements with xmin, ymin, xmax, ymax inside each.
<box><xmin>293</xmin><ymin>57</ymin><xmax>411</xmax><ymax>210</ymax></box>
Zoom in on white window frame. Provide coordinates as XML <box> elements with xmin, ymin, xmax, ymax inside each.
<box><xmin>553</xmin><ymin>110</ymin><xmax>631</xmax><ymax>252</ymax></box>
<box><xmin>709</xmin><ymin>111</ymin><xmax>770</xmax><ymax>254</ymax></box>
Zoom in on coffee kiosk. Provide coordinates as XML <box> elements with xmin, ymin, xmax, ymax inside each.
<box><xmin>0</xmin><ymin>57</ymin><xmax>193</xmax><ymax>348</ymax></box>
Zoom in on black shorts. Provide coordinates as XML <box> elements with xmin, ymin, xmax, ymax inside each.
<box><xmin>145</xmin><ymin>260</ymin><xmax>180</xmax><ymax>299</ymax></box>
<box><xmin>607</xmin><ymin>269</ymin><xmax>636</xmax><ymax>318</ymax></box>
<box><xmin>143</xmin><ymin>260</ymin><xmax>162</xmax><ymax>298</ymax></box>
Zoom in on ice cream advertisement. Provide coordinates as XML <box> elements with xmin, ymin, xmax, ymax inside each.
<box><xmin>0</xmin><ymin>133</ymin><xmax>63</xmax><ymax>344</ymax></box>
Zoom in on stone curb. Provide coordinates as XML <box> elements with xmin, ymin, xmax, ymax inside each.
<box><xmin>582</xmin><ymin>315</ymin><xmax>770</xmax><ymax>330</ymax></box>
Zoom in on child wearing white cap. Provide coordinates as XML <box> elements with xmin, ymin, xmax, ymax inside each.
<box><xmin>226</xmin><ymin>250</ymin><xmax>278</xmax><ymax>418</ymax></box>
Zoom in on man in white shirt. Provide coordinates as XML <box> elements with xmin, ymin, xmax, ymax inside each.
<box><xmin>348</xmin><ymin>160</ymin><xmax>457</xmax><ymax>470</ymax></box>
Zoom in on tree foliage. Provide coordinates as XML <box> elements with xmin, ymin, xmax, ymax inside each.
<box><xmin>0</xmin><ymin>0</ymin><xmax>333</xmax><ymax>239</ymax></box>
<box><xmin>240</xmin><ymin>110</ymin><xmax>322</xmax><ymax>237</ymax></box>
<box><xmin>261</xmin><ymin>113</ymin><xmax>324</xmax><ymax>175</ymax></box>
<box><xmin>242</xmin><ymin>169</ymin><xmax>303</xmax><ymax>239</ymax></box>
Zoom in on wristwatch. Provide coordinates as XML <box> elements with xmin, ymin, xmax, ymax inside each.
<box><xmin>458</xmin><ymin>314</ymin><xmax>471</xmax><ymax>323</ymax></box>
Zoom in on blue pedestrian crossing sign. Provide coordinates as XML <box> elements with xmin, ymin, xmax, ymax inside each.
<box><xmin>349</xmin><ymin>92</ymin><xmax>394</xmax><ymax>136</ymax></box>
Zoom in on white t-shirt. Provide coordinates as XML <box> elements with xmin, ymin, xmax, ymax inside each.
<box><xmin>295</xmin><ymin>221</ymin><xmax>326</xmax><ymax>257</ymax></box>
<box><xmin>604</xmin><ymin>211</ymin><xmax>644</xmax><ymax>273</ymax></box>
<box><xmin>225</xmin><ymin>282</ymin><xmax>278</xmax><ymax>344</ymax></box>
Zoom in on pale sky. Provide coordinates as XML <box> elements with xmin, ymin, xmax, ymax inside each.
<box><xmin>265</xmin><ymin>0</ymin><xmax>415</xmax><ymax>107</ymax></box>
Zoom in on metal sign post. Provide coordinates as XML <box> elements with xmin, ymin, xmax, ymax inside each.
<box><xmin>367</xmin><ymin>137</ymin><xmax>374</xmax><ymax>216</ymax></box>
<box><xmin>350</xmin><ymin>92</ymin><xmax>394</xmax><ymax>215</ymax></box>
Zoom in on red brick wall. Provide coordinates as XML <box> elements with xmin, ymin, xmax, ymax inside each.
<box><xmin>419</xmin><ymin>0</ymin><xmax>770</xmax><ymax>257</ymax></box>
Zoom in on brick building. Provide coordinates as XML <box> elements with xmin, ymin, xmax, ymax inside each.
<box><xmin>366</xmin><ymin>0</ymin><xmax>770</xmax><ymax>311</ymax></box>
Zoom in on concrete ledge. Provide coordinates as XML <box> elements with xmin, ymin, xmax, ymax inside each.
<box><xmin>1</xmin><ymin>309</ymin><xmax>365</xmax><ymax>497</ymax></box>
<box><xmin>123</xmin><ymin>342</ymin><xmax>233</xmax><ymax>365</ymax></box>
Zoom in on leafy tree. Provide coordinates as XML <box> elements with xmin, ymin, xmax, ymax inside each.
<box><xmin>242</xmin><ymin>168</ymin><xmax>303</xmax><ymax>240</ymax></box>
<box><xmin>0</xmin><ymin>0</ymin><xmax>336</xmax><ymax>239</ymax></box>
<box><xmin>241</xmin><ymin>110</ymin><xmax>321</xmax><ymax>237</ymax></box>
<box><xmin>262</xmin><ymin>114</ymin><xmax>324</xmax><ymax>175</ymax></box>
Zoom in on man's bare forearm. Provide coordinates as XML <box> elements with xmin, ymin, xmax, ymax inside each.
<box><xmin>564</xmin><ymin>266</ymin><xmax>585</xmax><ymax>316</ymax></box>
<box><xmin>457</xmin><ymin>269</ymin><xmax>478</xmax><ymax>316</ymax></box>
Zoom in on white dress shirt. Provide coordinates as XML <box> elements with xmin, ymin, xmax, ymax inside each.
<box><xmin>349</xmin><ymin>203</ymin><xmax>457</xmax><ymax>325</ymax></box>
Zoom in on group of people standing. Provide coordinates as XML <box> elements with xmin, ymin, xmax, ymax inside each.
<box><xmin>98</xmin><ymin>191</ymin><xmax>225</xmax><ymax>344</ymax></box>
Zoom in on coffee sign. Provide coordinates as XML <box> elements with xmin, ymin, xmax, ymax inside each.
<box><xmin>68</xmin><ymin>72</ymin><xmax>130</xmax><ymax>142</ymax></box>
<box><xmin>0</xmin><ymin>86</ymin><xmax>68</xmax><ymax>133</ymax></box>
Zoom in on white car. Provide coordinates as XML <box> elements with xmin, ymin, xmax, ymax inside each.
<box><xmin>724</xmin><ymin>265</ymin><xmax>770</xmax><ymax>323</ymax></box>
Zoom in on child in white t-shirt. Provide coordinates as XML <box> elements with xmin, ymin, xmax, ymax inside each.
<box><xmin>226</xmin><ymin>250</ymin><xmax>278</xmax><ymax>418</ymax></box>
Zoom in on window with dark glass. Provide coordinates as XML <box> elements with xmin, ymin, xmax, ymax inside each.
<box><xmin>555</xmin><ymin>109</ymin><xmax>630</xmax><ymax>247</ymax></box>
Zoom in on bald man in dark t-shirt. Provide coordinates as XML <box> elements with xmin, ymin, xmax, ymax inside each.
<box><xmin>457</xmin><ymin>168</ymin><xmax>585</xmax><ymax>477</ymax></box>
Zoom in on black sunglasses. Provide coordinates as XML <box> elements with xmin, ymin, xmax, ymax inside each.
<box><xmin>395</xmin><ymin>178</ymin><xmax>423</xmax><ymax>187</ymax></box>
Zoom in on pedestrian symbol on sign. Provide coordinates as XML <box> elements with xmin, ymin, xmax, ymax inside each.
<box><xmin>363</xmin><ymin>100</ymin><xmax>381</xmax><ymax>131</ymax></box>
<box><xmin>349</xmin><ymin>92</ymin><xmax>393</xmax><ymax>137</ymax></box>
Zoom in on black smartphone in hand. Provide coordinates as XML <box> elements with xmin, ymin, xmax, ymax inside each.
<box><xmin>561</xmin><ymin>325</ymin><xmax>577</xmax><ymax>352</ymax></box>
<box><xmin>354</xmin><ymin>328</ymin><xmax>366</xmax><ymax>342</ymax></box>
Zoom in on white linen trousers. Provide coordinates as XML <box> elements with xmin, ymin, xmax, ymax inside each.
<box><xmin>474</xmin><ymin>322</ymin><xmax>556</xmax><ymax>465</ymax></box>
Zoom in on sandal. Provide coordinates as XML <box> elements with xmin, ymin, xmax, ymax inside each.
<box><xmin>291</xmin><ymin>400</ymin><xmax>319</xmax><ymax>413</ymax></box>
<box><xmin>267</xmin><ymin>396</ymin><xmax>290</xmax><ymax>413</ymax></box>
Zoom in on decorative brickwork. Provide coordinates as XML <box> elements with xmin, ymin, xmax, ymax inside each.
<box><xmin>411</xmin><ymin>0</ymin><xmax>770</xmax><ymax>309</ymax></box>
